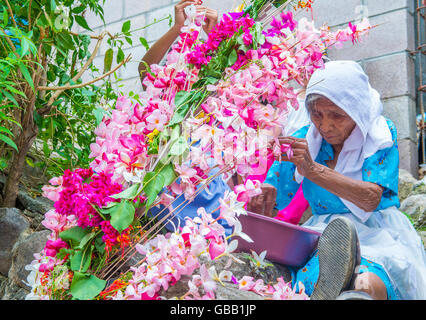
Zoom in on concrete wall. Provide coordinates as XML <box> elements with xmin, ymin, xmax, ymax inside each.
<box><xmin>78</xmin><ymin>0</ymin><xmax>419</xmax><ymax>175</ymax></box>
<box><xmin>304</xmin><ymin>0</ymin><xmax>418</xmax><ymax>176</ymax></box>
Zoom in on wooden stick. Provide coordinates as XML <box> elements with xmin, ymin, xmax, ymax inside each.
<box><xmin>5</xmin><ymin>0</ymin><xmax>17</xmax><ymax>28</ymax></box>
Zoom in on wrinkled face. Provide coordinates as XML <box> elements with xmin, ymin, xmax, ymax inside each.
<box><xmin>308</xmin><ymin>96</ymin><xmax>356</xmax><ymax>146</ymax></box>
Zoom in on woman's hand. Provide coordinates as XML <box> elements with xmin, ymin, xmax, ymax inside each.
<box><xmin>246</xmin><ymin>183</ymin><xmax>277</xmax><ymax>217</ymax></box>
<box><xmin>174</xmin><ymin>1</ymin><xmax>218</xmax><ymax>35</ymax></box>
<box><xmin>199</xmin><ymin>6</ymin><xmax>218</xmax><ymax>35</ymax></box>
<box><xmin>277</xmin><ymin>137</ymin><xmax>317</xmax><ymax>178</ymax></box>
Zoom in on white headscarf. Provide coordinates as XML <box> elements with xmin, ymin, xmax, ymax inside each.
<box><xmin>295</xmin><ymin>60</ymin><xmax>394</xmax><ymax>222</ymax></box>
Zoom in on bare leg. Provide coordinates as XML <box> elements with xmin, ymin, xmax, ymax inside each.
<box><xmin>353</xmin><ymin>272</ymin><xmax>387</xmax><ymax>300</ymax></box>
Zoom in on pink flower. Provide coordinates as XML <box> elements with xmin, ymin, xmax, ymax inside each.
<box><xmin>233</xmin><ymin>179</ymin><xmax>262</xmax><ymax>203</ymax></box>
<box><xmin>242</xmin><ymin>30</ymin><xmax>253</xmax><ymax>46</ymax></box>
<box><xmin>39</xmin><ymin>259</ymin><xmax>56</xmax><ymax>272</ymax></box>
<box><xmin>44</xmin><ymin>239</ymin><xmax>68</xmax><ymax>257</ymax></box>
<box><xmin>238</xmin><ymin>276</ymin><xmax>255</xmax><ymax>291</ymax></box>
<box><xmin>41</xmin><ymin>209</ymin><xmax>69</xmax><ymax>233</ymax></box>
<box><xmin>116</xmin><ymin>95</ymin><xmax>133</xmax><ymax>112</ymax></box>
<box><xmin>41</xmin><ymin>176</ymin><xmax>63</xmax><ymax>202</ymax></box>
<box><xmin>145</xmin><ymin>109</ymin><xmax>168</xmax><ymax>131</ymax></box>
<box><xmin>208</xmin><ymin>239</ymin><xmax>226</xmax><ymax>260</ymax></box>
<box><xmin>199</xmin><ymin>264</ymin><xmax>216</xmax><ymax>293</ymax></box>
<box><xmin>281</xmin><ymin>143</ymin><xmax>294</xmax><ymax>159</ymax></box>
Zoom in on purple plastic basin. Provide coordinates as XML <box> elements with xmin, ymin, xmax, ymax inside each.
<box><xmin>236</xmin><ymin>211</ymin><xmax>321</xmax><ymax>268</ymax></box>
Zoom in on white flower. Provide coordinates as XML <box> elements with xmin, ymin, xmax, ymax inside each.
<box><xmin>250</xmin><ymin>250</ymin><xmax>272</xmax><ymax>269</ymax></box>
<box><xmin>231</xmin><ymin>220</ymin><xmax>253</xmax><ymax>243</ymax></box>
<box><xmin>218</xmin><ymin>270</ymin><xmax>233</xmax><ymax>283</ymax></box>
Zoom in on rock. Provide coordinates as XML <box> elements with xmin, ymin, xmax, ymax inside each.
<box><xmin>16</xmin><ymin>191</ymin><xmax>53</xmax><ymax>215</ymax></box>
<box><xmin>215</xmin><ymin>283</ymin><xmax>264</xmax><ymax>300</ymax></box>
<box><xmin>0</xmin><ymin>277</ymin><xmax>29</xmax><ymax>300</ymax></box>
<box><xmin>400</xmin><ymin>194</ymin><xmax>426</xmax><ymax>228</ymax></box>
<box><xmin>201</xmin><ymin>253</ymin><xmax>290</xmax><ymax>285</ymax></box>
<box><xmin>420</xmin><ymin>231</ymin><xmax>426</xmax><ymax>250</ymax></box>
<box><xmin>159</xmin><ymin>252</ymin><xmax>289</xmax><ymax>300</ymax></box>
<box><xmin>398</xmin><ymin>169</ymin><xmax>418</xmax><ymax>202</ymax></box>
<box><xmin>22</xmin><ymin>209</ymin><xmax>46</xmax><ymax>231</ymax></box>
<box><xmin>299</xmin><ymin>207</ymin><xmax>313</xmax><ymax>225</ymax></box>
<box><xmin>8</xmin><ymin>230</ymin><xmax>50</xmax><ymax>291</ymax></box>
<box><xmin>160</xmin><ymin>275</ymin><xmax>264</xmax><ymax>300</ymax></box>
<box><xmin>411</xmin><ymin>177</ymin><xmax>426</xmax><ymax>196</ymax></box>
<box><xmin>0</xmin><ymin>208</ymin><xmax>30</xmax><ymax>276</ymax></box>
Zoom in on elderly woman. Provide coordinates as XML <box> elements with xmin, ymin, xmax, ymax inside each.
<box><xmin>248</xmin><ymin>60</ymin><xmax>426</xmax><ymax>300</ymax></box>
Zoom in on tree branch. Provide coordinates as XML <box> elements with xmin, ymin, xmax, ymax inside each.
<box><xmin>5</xmin><ymin>0</ymin><xmax>17</xmax><ymax>28</ymax></box>
<box><xmin>0</xmin><ymin>27</ymin><xmax>19</xmax><ymax>59</ymax></box>
<box><xmin>71</xmin><ymin>31</ymin><xmax>106</xmax><ymax>83</ymax></box>
<box><xmin>69</xmin><ymin>31</ymin><xmax>103</xmax><ymax>40</ymax></box>
<box><xmin>28</xmin><ymin>0</ymin><xmax>32</xmax><ymax>31</ymax></box>
<box><xmin>37</xmin><ymin>54</ymin><xmax>131</xmax><ymax>114</ymax></box>
<box><xmin>36</xmin><ymin>31</ymin><xmax>108</xmax><ymax>111</ymax></box>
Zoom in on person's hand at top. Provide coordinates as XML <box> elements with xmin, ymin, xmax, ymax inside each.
<box><xmin>173</xmin><ymin>0</ymin><xmax>202</xmax><ymax>31</ymax></box>
<box><xmin>173</xmin><ymin>0</ymin><xmax>218</xmax><ymax>35</ymax></box>
<box><xmin>198</xmin><ymin>5</ymin><xmax>218</xmax><ymax>35</ymax></box>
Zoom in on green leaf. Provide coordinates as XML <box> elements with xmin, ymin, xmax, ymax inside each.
<box><xmin>125</xmin><ymin>36</ymin><xmax>132</xmax><ymax>46</ymax></box>
<box><xmin>76</xmin><ymin>232</ymin><xmax>97</xmax><ymax>250</ymax></box>
<box><xmin>0</xmin><ymin>89</ymin><xmax>19</xmax><ymax>107</ymax></box>
<box><xmin>170</xmin><ymin>125</ymin><xmax>180</xmax><ymax>143</ymax></box>
<box><xmin>18</xmin><ymin>62</ymin><xmax>35</xmax><ymax>92</ymax></box>
<box><xmin>43</xmin><ymin>141</ymin><xmax>51</xmax><ymax>157</ymax></box>
<box><xmin>75</xmin><ymin>15</ymin><xmax>93</xmax><ymax>31</ymax></box>
<box><xmin>168</xmin><ymin>90</ymin><xmax>198</xmax><ymax>126</ymax></box>
<box><xmin>59</xmin><ymin>226</ymin><xmax>91</xmax><ymax>247</ymax></box>
<box><xmin>70</xmin><ymin>246</ymin><xmax>93</xmax><ymax>272</ymax></box>
<box><xmin>0</xmin><ymin>133</ymin><xmax>18</xmax><ymax>152</ymax></box>
<box><xmin>0</xmin><ymin>157</ymin><xmax>7</xmax><ymax>170</ymax></box>
<box><xmin>117</xmin><ymin>47</ymin><xmax>124</xmax><ymax>64</ymax></box>
<box><xmin>169</xmin><ymin>136</ymin><xmax>188</xmax><ymax>156</ymax></box>
<box><xmin>50</xmin><ymin>0</ymin><xmax>57</xmax><ymax>13</ymax></box>
<box><xmin>56</xmin><ymin>31</ymin><xmax>75</xmax><ymax>51</ymax></box>
<box><xmin>26</xmin><ymin>157</ymin><xmax>35</xmax><ymax>168</ymax></box>
<box><xmin>94</xmin><ymin>234</ymin><xmax>106</xmax><ymax>254</ymax></box>
<box><xmin>139</xmin><ymin>37</ymin><xmax>149</xmax><ymax>51</ymax></box>
<box><xmin>3</xmin><ymin>84</ymin><xmax>27</xmax><ymax>97</ymax></box>
<box><xmin>92</xmin><ymin>107</ymin><xmax>106</xmax><ymax>125</ymax></box>
<box><xmin>20</xmin><ymin>38</ymin><xmax>30</xmax><ymax>57</ymax></box>
<box><xmin>155</xmin><ymin>163</ymin><xmax>176</xmax><ymax>187</ymax></box>
<box><xmin>2</xmin><ymin>7</ymin><xmax>8</xmax><ymax>27</ymax></box>
<box><xmin>109</xmin><ymin>200</ymin><xmax>135</xmax><ymax>233</ymax></box>
<box><xmin>70</xmin><ymin>272</ymin><xmax>106</xmax><ymax>300</ymax></box>
<box><xmin>122</xmin><ymin>20</ymin><xmax>131</xmax><ymax>33</ymax></box>
<box><xmin>168</xmin><ymin>104</ymin><xmax>190</xmax><ymax>126</ymax></box>
<box><xmin>0</xmin><ymin>127</ymin><xmax>14</xmax><ymax>136</ymax></box>
<box><xmin>110</xmin><ymin>183</ymin><xmax>140</xmax><ymax>200</ymax></box>
<box><xmin>143</xmin><ymin>172</ymin><xmax>165</xmax><ymax>208</ymax></box>
<box><xmin>174</xmin><ymin>90</ymin><xmax>191</xmax><ymax>108</ymax></box>
<box><xmin>72</xmin><ymin>5</ymin><xmax>86</xmax><ymax>14</ymax></box>
<box><xmin>227</xmin><ymin>49</ymin><xmax>238</xmax><ymax>67</ymax></box>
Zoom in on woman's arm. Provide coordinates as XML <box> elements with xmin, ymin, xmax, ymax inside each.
<box><xmin>307</xmin><ymin>162</ymin><xmax>383</xmax><ymax>212</ymax></box>
<box><xmin>138</xmin><ymin>0</ymin><xmax>194</xmax><ymax>86</ymax></box>
<box><xmin>138</xmin><ymin>25</ymin><xmax>181</xmax><ymax>84</ymax></box>
<box><xmin>281</xmin><ymin>137</ymin><xmax>384</xmax><ymax>212</ymax></box>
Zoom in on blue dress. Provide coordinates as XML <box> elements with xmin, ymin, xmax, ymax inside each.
<box><xmin>264</xmin><ymin>119</ymin><xmax>401</xmax><ymax>299</ymax></box>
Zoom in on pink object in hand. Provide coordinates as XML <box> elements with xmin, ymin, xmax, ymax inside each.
<box><xmin>245</xmin><ymin>144</ymin><xmax>309</xmax><ymax>225</ymax></box>
<box><xmin>274</xmin><ymin>183</ymin><xmax>309</xmax><ymax>225</ymax></box>
<box><xmin>246</xmin><ymin>149</ymin><xmax>275</xmax><ymax>183</ymax></box>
